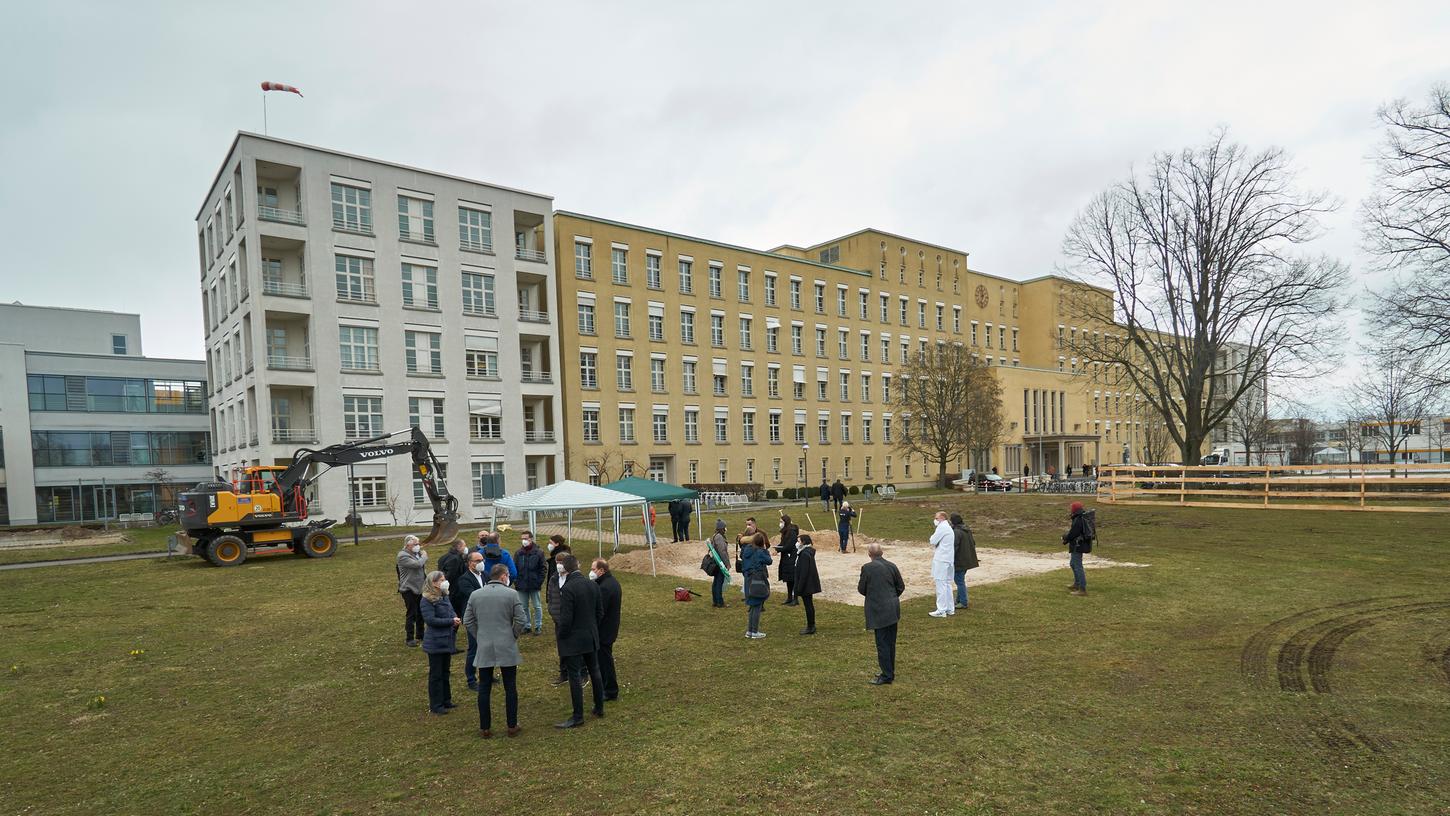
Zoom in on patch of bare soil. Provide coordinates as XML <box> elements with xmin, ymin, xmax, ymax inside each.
<box><xmin>611</xmin><ymin>531</ymin><xmax>1147</xmax><ymax>606</ymax></box>
<box><xmin>0</xmin><ymin>529</ymin><xmax>129</xmax><ymax>551</ymax></box>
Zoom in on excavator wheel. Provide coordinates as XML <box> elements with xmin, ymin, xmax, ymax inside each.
<box><xmin>205</xmin><ymin>535</ymin><xmax>248</xmax><ymax>567</ymax></box>
<box><xmin>300</xmin><ymin>529</ymin><xmax>337</xmax><ymax>558</ymax></box>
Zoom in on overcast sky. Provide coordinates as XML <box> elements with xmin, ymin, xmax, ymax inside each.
<box><xmin>3</xmin><ymin>0</ymin><xmax>1447</xmax><ymax>408</ymax></box>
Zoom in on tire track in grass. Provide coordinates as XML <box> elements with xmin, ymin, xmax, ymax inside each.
<box><xmin>1238</xmin><ymin>597</ymin><xmax>1406</xmax><ymax>689</ymax></box>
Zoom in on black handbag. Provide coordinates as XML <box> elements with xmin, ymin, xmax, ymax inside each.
<box><xmin>746</xmin><ymin>571</ymin><xmax>770</xmax><ymax>599</ymax></box>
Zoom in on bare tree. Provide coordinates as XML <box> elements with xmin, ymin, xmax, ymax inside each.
<box><xmin>896</xmin><ymin>345</ymin><xmax>1005</xmax><ymax>488</ymax></box>
<box><xmin>1349</xmin><ymin>349</ymin><xmax>1441</xmax><ymax>474</ymax></box>
<box><xmin>1228</xmin><ymin>396</ymin><xmax>1270</xmax><ymax>466</ymax></box>
<box><xmin>583</xmin><ymin>446</ymin><xmax>632</xmax><ymax>484</ymax></box>
<box><xmin>1139</xmin><ymin>417</ymin><xmax>1176</xmax><ymax>465</ymax></box>
<box><xmin>1062</xmin><ymin>130</ymin><xmax>1348</xmax><ymax>463</ymax></box>
<box><xmin>1287</xmin><ymin>417</ymin><xmax>1319</xmax><ymax>465</ymax></box>
<box><xmin>1363</xmin><ymin>85</ymin><xmax>1450</xmax><ymax>387</ymax></box>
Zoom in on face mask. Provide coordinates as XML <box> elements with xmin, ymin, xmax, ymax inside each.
<box><xmin>779</xmin><ymin>523</ymin><xmax>785</xmax><ymax>531</ymax></box>
<box><xmin>588</xmin><ymin>570</ymin><xmax>599</xmax><ymax>581</ymax></box>
<box><xmin>556</xmin><ymin>563</ymin><xmax>566</xmax><ymax>576</ymax></box>
<box><xmin>547</xmin><ymin>543</ymin><xmax>556</xmax><ymax>553</ymax></box>
<box><xmin>439</xmin><ymin>580</ymin><xmax>450</xmax><ymax>593</ymax></box>
<box><xmin>471</xmin><ymin>562</ymin><xmax>483</xmax><ymax>573</ymax></box>
<box><xmin>410</xmin><ymin>545</ymin><xmax>420</xmax><ymax>554</ymax></box>
<box><xmin>522</xmin><ymin>539</ymin><xmax>533</xmax><ymax>548</ymax></box>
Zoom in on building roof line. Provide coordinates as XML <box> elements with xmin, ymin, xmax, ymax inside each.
<box><xmin>24</xmin><ymin>350</ymin><xmax>205</xmax><ymax>366</ymax></box>
<box><xmin>554</xmin><ymin>211</ymin><xmax>872</xmax><ymax>277</ymax></box>
<box><xmin>0</xmin><ymin>302</ymin><xmax>139</xmax><ymax>319</ymax></box>
<box><xmin>197</xmin><ymin>131</ymin><xmax>554</xmax><ymax>220</ymax></box>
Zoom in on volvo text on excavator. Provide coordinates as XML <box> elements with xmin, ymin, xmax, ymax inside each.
<box><xmin>177</xmin><ymin>427</ymin><xmax>460</xmax><ymax>566</ymax></box>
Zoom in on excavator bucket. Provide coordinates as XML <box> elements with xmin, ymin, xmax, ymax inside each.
<box><xmin>421</xmin><ymin>509</ymin><xmax>461</xmax><ymax>548</ymax></box>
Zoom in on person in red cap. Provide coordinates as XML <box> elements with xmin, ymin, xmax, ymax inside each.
<box><xmin>1062</xmin><ymin>502</ymin><xmax>1091</xmax><ymax>596</ymax></box>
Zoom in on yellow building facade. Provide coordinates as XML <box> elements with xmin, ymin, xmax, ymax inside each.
<box><xmin>552</xmin><ymin>212</ymin><xmax>1153</xmax><ymax>491</ymax></box>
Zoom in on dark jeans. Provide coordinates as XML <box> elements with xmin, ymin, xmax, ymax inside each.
<box><xmin>784</xmin><ymin>578</ymin><xmax>796</xmax><ymax>603</ymax></box>
<box><xmin>426</xmin><ymin>651</ymin><xmax>452</xmax><ymax>711</ymax></box>
<box><xmin>463</xmin><ymin>631</ymin><xmax>478</xmax><ymax>684</ymax></box>
<box><xmin>711</xmin><ymin>571</ymin><xmax>726</xmax><ymax>606</ymax></box>
<box><xmin>400</xmin><ymin>590</ymin><xmax>423</xmax><ymax>641</ymax></box>
<box><xmin>479</xmin><ymin>665</ymin><xmax>518</xmax><ymax>730</ymax></box>
<box><xmin>598</xmin><ymin>641</ymin><xmax>618</xmax><ymax>698</ymax></box>
<box><xmin>564</xmin><ymin>651</ymin><xmax>604</xmax><ymax>719</ymax></box>
<box><xmin>801</xmin><ymin>594</ymin><xmax>816</xmax><ymax>629</ymax></box>
<box><xmin>1070</xmin><ymin>550</ymin><xmax>1087</xmax><ymax>589</ymax></box>
<box><xmin>873</xmin><ymin>623</ymin><xmax>897</xmax><ymax>681</ymax></box>
<box><xmin>747</xmin><ymin>604</ymin><xmax>764</xmax><ymax>634</ymax></box>
<box><xmin>839</xmin><ymin>527</ymin><xmax>851</xmax><ymax>552</ymax></box>
<box><xmin>954</xmin><ymin>569</ymin><xmax>969</xmax><ymax>606</ymax></box>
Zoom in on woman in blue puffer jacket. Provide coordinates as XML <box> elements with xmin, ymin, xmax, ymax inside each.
<box><xmin>419</xmin><ymin>570</ymin><xmax>460</xmax><ymax>714</ymax></box>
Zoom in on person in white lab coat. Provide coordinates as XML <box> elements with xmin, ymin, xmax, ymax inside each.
<box><xmin>928</xmin><ymin>511</ymin><xmax>956</xmax><ymax>618</ymax></box>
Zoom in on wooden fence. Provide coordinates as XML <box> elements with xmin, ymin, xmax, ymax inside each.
<box><xmin>1096</xmin><ymin>463</ymin><xmax>1450</xmax><ymax>513</ymax></box>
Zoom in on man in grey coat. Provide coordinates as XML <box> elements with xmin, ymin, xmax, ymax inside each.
<box><xmin>857</xmin><ymin>542</ymin><xmax>905</xmax><ymax>685</ymax></box>
<box><xmin>396</xmin><ymin>535</ymin><xmax>428</xmax><ymax>647</ymax></box>
<box><xmin>463</xmin><ymin>564</ymin><xmax>528</xmax><ymax>737</ymax></box>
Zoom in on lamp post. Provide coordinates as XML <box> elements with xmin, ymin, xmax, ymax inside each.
<box><xmin>801</xmin><ymin>443</ymin><xmax>810</xmax><ymax>507</ymax></box>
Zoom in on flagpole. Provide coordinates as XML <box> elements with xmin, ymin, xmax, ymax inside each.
<box><xmin>262</xmin><ymin>91</ymin><xmax>268</xmax><ymax>135</ymax></box>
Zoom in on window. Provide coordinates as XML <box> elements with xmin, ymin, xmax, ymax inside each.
<box><xmin>936</xmin><ymin>304</ymin><xmax>944</xmax><ymax>331</ymax></box>
<box><xmin>710</xmin><ymin>314</ymin><xmax>725</xmax><ymax>347</ymax></box>
<box><xmin>742</xmin><ymin>412</ymin><xmax>756</xmax><ymax>443</ymax></box>
<box><xmin>789</xmin><ymin>279</ymin><xmax>802</xmax><ymax>310</ymax></box>
<box><xmin>718</xmin><ymin>459</ymin><xmax>729</xmax><ymax>482</ymax></box>
<box><xmin>343</xmin><ymin>395</ymin><xmax>383</xmax><ymax>440</ymax></box>
<box><xmin>713</xmin><ymin>373</ymin><xmax>727</xmax><ymax>397</ymax></box>
<box><xmin>885</xmin><ymin>455</ymin><xmax>894</xmax><ymax>477</ymax></box>
<box><xmin>471</xmin><ymin>411</ymin><xmax>502</xmax><ymax>441</ymax></box>
<box><xmin>401</xmin><ymin>263</ymin><xmax>438</xmax><ymax>309</ymax></box>
<box><xmin>459</xmin><ymin>207</ymin><xmax>492</xmax><ymax>251</ymax></box>
<box><xmin>648</xmin><ymin>311</ymin><xmax>664</xmax><ymax>341</ymax></box>
<box><xmin>351</xmin><ymin>475</ymin><xmax>387</xmax><ymax>508</ymax></box>
<box><xmin>843</xmin><ymin>457</ymin><xmax>851</xmax><ymax>479</ymax></box>
<box><xmin>652</xmin><ymin>410</ymin><xmax>669</xmax><ymax>443</ymax></box>
<box><xmin>579</xmin><ymin>352</ymin><xmax>597</xmax><ymax>388</ymax></box>
<box><xmin>883</xmin><ymin>416</ymin><xmax>893</xmax><ymax>443</ymax></box>
<box><xmin>684</xmin><ymin>409</ymin><xmax>699</xmax><ymax>443</ymax></box>
<box><xmin>918</xmin><ymin>302</ymin><xmax>927</xmax><ymax>328</ymax></box>
<box><xmin>769</xmin><ymin>413</ymin><xmax>781</xmax><ymax>442</ymax></box>
<box><xmin>840</xmin><ymin>373</ymin><xmax>851</xmax><ymax>402</ymax></box>
<box><xmin>863</xmin><ymin>416</ymin><xmax>873</xmax><ymax>443</ymax></box>
<box><xmin>899</xmin><ymin>297</ymin><xmax>909</xmax><ymax>325</ymax></box>
<box><xmin>404</xmin><ymin>330</ymin><xmax>442</xmax><ymax>374</ymax></box>
<box><xmin>408</xmin><ymin>396</ymin><xmax>445</xmax><ymax>439</ymax></box>
<box><xmin>901</xmin><ymin>341</ymin><xmax>910</xmax><ymax>365</ymax></box>
<box><xmin>397</xmin><ymin>195</ymin><xmax>434</xmax><ymax>242</ymax></box>
<box><xmin>611</xmin><ymin>247</ymin><xmax>628</xmax><ymax>284</ymax></box>
<box><xmin>339</xmin><ymin>326</ymin><xmax>379</xmax><ymax>371</ymax></box>
<box><xmin>577</xmin><ymin>301</ymin><xmax>596</xmax><ymax>334</ymax></box>
<box><xmin>646</xmin><ymin>253</ymin><xmax>661</xmax><ymax>289</ymax></box>
<box><xmin>715</xmin><ymin>413</ymin><xmax>729</xmax><ymax>443</ymax></box>
<box><xmin>738</xmin><ymin>269</ymin><xmax>750</xmax><ymax>302</ymax></box>
<box><xmin>741</xmin><ymin>364</ymin><xmax>754</xmax><ymax>396</ymax></box>
<box><xmin>1000</xmin><ymin>326</ymin><xmax>1007</xmax><ymax>349</ymax></box>
<box><xmin>767</xmin><ymin>367</ymin><xmax>780</xmax><ymax>397</ymax></box>
<box><xmin>818</xmin><ymin>416</ymin><xmax>830</xmax><ymax>443</ymax></box>
<box><xmin>859</xmin><ymin>291</ymin><xmax>869</xmax><ymax>320</ymax></box>
<box><xmin>865</xmin><ymin>456</ymin><xmax>873</xmax><ymax>478</ymax></box>
<box><xmin>678</xmin><ymin>259</ymin><xmax>693</xmax><ymax>293</ymax></box>
<box><xmin>795</xmin><ymin>419</ymin><xmax>806</xmax><ymax>443</ymax></box>
<box><xmin>616</xmin><ymin>354</ymin><xmax>633</xmax><ymax>390</ymax></box>
<box><xmin>618</xmin><ymin>407</ymin><xmax>636</xmax><ymax>442</ymax></box>
<box><xmin>1012</xmin><ymin>328</ymin><xmax>1019</xmax><ymax>351</ymax></box>
<box><xmin>837</xmin><ymin>287</ymin><xmax>848</xmax><ymax>317</ymax></box>
<box><xmin>472</xmin><ymin>462</ymin><xmax>505</xmax><ymax>502</ymax></box>
<box><xmin>791</xmin><ymin>325</ymin><xmax>803</xmax><ymax>355</ymax></box>
<box><xmin>766</xmin><ymin>326</ymin><xmax>779</xmax><ymax>353</ymax></box>
<box><xmin>335</xmin><ymin>255</ymin><xmax>375</xmax><ymax>302</ymax></box>
<box><xmin>971</xmin><ymin>322</ymin><xmax>980</xmax><ymax>345</ymax></box>
<box><xmin>574</xmin><ymin>241</ymin><xmax>593</xmax><ymax>278</ymax></box>
<box><xmin>614</xmin><ymin>302</ymin><xmax>632</xmax><ymax>337</ymax></box>
<box><xmin>861</xmin><ymin>374</ymin><xmax>871</xmax><ymax>402</ymax></box>
<box><xmin>953</xmin><ymin>307</ymin><xmax>962</xmax><ymax>333</ymax></box>
<box><xmin>861</xmin><ymin>334</ymin><xmax>870</xmax><ymax>361</ymax></box>
<box><xmin>840</xmin><ymin>415</ymin><xmax>852</xmax><ymax>443</ymax></box>
<box><xmin>581</xmin><ymin>408</ymin><xmax>599</xmax><ymax>442</ymax></box>
<box><xmin>772</xmin><ymin>457</ymin><xmax>781</xmax><ymax>481</ymax></box>
<box><xmin>881</xmin><ymin>338</ymin><xmax>890</xmax><ymax>362</ymax></box>
<box><xmin>814</xmin><ymin>283</ymin><xmax>825</xmax><ymax>313</ymax></box>
<box><xmin>765</xmin><ymin>275</ymin><xmax>776</xmax><ymax>306</ymax></box>
<box><xmin>739</xmin><ymin>317</ymin><xmax>753</xmax><ymax>350</ymax></box>
<box><xmin>838</xmin><ymin>329</ymin><xmax>848</xmax><ymax>359</ymax></box>
<box><xmin>650</xmin><ymin>357</ymin><xmax>666</xmax><ymax>392</ymax></box>
<box><xmin>819</xmin><ymin>245</ymin><xmax>840</xmax><ymax>263</ymax></box>
<box><xmin>708</xmin><ymin>264</ymin><xmax>722</xmax><ymax>297</ymax></box>
<box><xmin>986</xmin><ymin>323</ymin><xmax>994</xmax><ymax>349</ymax></box>
<box><xmin>745</xmin><ymin>458</ymin><xmax>755</xmax><ymax>481</ymax></box>
<box><xmin>879</xmin><ymin>294</ymin><xmax>889</xmax><ymax>323</ymax></box>
<box><xmin>111</xmin><ymin>335</ymin><xmax>127</xmax><ymax>355</ymax></box>
<box><xmin>682</xmin><ymin>360</ymin><xmax>697</xmax><ymax>393</ymax></box>
<box><xmin>680</xmin><ymin>309</ymin><xmax>696</xmax><ymax>343</ymax></box>
<box><xmin>815</xmin><ymin>328</ymin><xmax>827</xmax><ymax>357</ymax></box>
<box><xmin>331</xmin><ymin>183</ymin><xmax>372</xmax><ymax>233</ymax></box>
<box><xmin>460</xmin><ymin>271</ymin><xmax>495</xmax><ymax>316</ymax></box>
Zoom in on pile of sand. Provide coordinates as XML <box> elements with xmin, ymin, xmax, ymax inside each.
<box><xmin>610</xmin><ymin>531</ymin><xmax>1145</xmax><ymax>606</ymax></box>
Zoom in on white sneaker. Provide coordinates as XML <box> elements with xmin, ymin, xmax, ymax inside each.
<box><xmin>928</xmin><ymin>610</ymin><xmax>948</xmax><ymax>618</ymax></box>
<box><xmin>751</xmin><ymin>632</ymin><xmax>767</xmax><ymax>639</ymax></box>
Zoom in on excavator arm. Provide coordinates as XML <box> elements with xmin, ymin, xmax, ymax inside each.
<box><xmin>276</xmin><ymin>427</ymin><xmax>460</xmax><ymax>546</ymax></box>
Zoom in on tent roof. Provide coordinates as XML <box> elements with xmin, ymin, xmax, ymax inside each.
<box><xmin>601</xmin><ymin>476</ymin><xmax>699</xmax><ymax>502</ymax></box>
<box><xmin>1314</xmin><ymin>447</ymin><xmax>1347</xmax><ymax>456</ymax></box>
<box><xmin>492</xmin><ymin>480</ymin><xmax>647</xmax><ymax>512</ymax></box>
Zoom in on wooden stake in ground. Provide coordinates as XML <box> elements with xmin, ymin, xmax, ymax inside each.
<box><xmin>853</xmin><ymin>507</ymin><xmax>863</xmax><ymax>552</ymax></box>
<box><xmin>805</xmin><ymin>513</ymin><xmax>817</xmax><ymax>533</ymax></box>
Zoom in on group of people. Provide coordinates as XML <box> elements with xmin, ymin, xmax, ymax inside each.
<box><xmin>665</xmin><ymin>498</ymin><xmax>695</xmax><ymax>543</ymax></box>
<box><xmin>395</xmin><ymin>529</ymin><xmax>624</xmax><ymax>736</ymax></box>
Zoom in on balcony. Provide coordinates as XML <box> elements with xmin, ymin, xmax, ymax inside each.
<box><xmin>460</xmin><ymin>238</ymin><xmax>493</xmax><ymax>253</ymax></box>
<box><xmin>518</xmin><ymin>309</ymin><xmax>550</xmax><ymax>323</ymax></box>
<box><xmin>271</xmin><ymin>427</ymin><xmax>319</xmax><ymax>444</ymax></box>
<box><xmin>514</xmin><ymin>210</ymin><xmax>547</xmax><ymax>264</ymax></box>
<box><xmin>524</xmin><ymin>430</ymin><xmax>556</xmax><ymax>443</ymax></box>
<box><xmin>267</xmin><ymin>354</ymin><xmax>313</xmax><ymax>371</ymax></box>
<box><xmin>520</xmin><ymin>371</ymin><xmax>554</xmax><ymax>384</ymax></box>
<box><xmin>515</xmin><ymin>247</ymin><xmax>547</xmax><ymax>264</ymax></box>
<box><xmin>342</xmin><ymin>360</ymin><xmax>381</xmax><ymax>373</ymax></box>
<box><xmin>263</xmin><ymin>278</ymin><xmax>309</xmax><ymax>298</ymax></box>
<box><xmin>259</xmin><ymin>205</ymin><xmax>304</xmax><ymax>225</ymax></box>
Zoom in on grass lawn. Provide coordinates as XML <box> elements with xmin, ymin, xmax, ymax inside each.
<box><xmin>2</xmin><ymin>495</ymin><xmax>1447</xmax><ymax>815</ymax></box>
<box><xmin>0</xmin><ymin>526</ymin><xmax>180</xmax><ymax>566</ymax></box>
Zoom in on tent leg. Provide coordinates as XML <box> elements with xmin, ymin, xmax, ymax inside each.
<box><xmin>596</xmin><ymin>509</ymin><xmax>603</xmax><ymax>557</ymax></box>
<box><xmin>646</xmin><ymin>501</ymin><xmax>657</xmax><ymax>577</ymax></box>
<box><xmin>566</xmin><ymin>509</ymin><xmax>573</xmax><ymax>548</ymax></box>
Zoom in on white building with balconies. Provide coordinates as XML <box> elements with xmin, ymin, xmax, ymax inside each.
<box><xmin>195</xmin><ymin>133</ymin><xmax>563</xmax><ymax>524</ymax></box>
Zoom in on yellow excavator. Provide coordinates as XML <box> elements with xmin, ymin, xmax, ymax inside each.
<box><xmin>177</xmin><ymin>427</ymin><xmax>459</xmax><ymax>566</ymax></box>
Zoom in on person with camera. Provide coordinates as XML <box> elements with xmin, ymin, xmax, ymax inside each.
<box><xmin>1063</xmin><ymin>501</ymin><xmax>1092</xmax><ymax>596</ymax></box>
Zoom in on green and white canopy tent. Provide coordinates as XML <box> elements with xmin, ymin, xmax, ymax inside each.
<box><xmin>490</xmin><ymin>480</ymin><xmax>658</xmax><ymax>575</ymax></box>
<box><xmin>602</xmin><ymin>476</ymin><xmax>702</xmax><ymax>539</ymax></box>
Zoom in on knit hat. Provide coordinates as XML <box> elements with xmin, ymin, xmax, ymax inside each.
<box><xmin>1070</xmin><ymin>501</ymin><xmax>1084</xmax><ymax>514</ymax></box>
<box><xmin>715</xmin><ymin>519</ymin><xmax>726</xmax><ymax>532</ymax></box>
